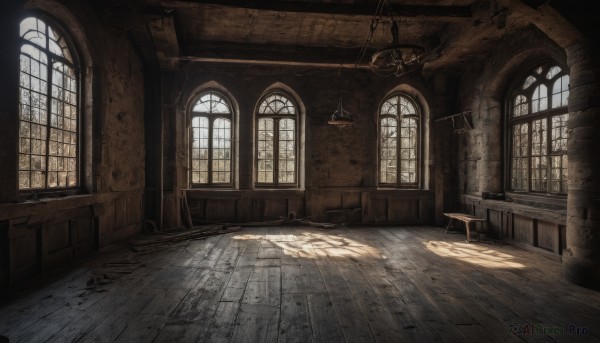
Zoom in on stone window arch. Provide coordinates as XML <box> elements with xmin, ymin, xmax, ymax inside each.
<box><xmin>189</xmin><ymin>90</ymin><xmax>235</xmax><ymax>186</ymax></box>
<box><xmin>508</xmin><ymin>64</ymin><xmax>569</xmax><ymax>194</ymax></box>
<box><xmin>255</xmin><ymin>91</ymin><xmax>299</xmax><ymax>187</ymax></box>
<box><xmin>378</xmin><ymin>93</ymin><xmax>421</xmax><ymax>188</ymax></box>
<box><xmin>18</xmin><ymin>15</ymin><xmax>81</xmax><ymax>190</ymax></box>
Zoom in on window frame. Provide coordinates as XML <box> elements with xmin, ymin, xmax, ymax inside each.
<box><xmin>188</xmin><ymin>90</ymin><xmax>235</xmax><ymax>188</ymax></box>
<box><xmin>378</xmin><ymin>92</ymin><xmax>422</xmax><ymax>189</ymax></box>
<box><xmin>505</xmin><ymin>63</ymin><xmax>569</xmax><ymax>196</ymax></box>
<box><xmin>254</xmin><ymin>91</ymin><xmax>299</xmax><ymax>188</ymax></box>
<box><xmin>17</xmin><ymin>13</ymin><xmax>82</xmax><ymax>197</ymax></box>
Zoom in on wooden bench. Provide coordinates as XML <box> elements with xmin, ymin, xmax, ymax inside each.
<box><xmin>443</xmin><ymin>213</ymin><xmax>486</xmax><ymax>242</ymax></box>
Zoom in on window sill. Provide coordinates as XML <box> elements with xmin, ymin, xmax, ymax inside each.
<box><xmin>505</xmin><ymin>191</ymin><xmax>566</xmax><ymax>211</ymax></box>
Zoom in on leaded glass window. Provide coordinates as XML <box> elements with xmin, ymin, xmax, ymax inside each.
<box><xmin>508</xmin><ymin>64</ymin><xmax>569</xmax><ymax>194</ymax></box>
<box><xmin>18</xmin><ymin>16</ymin><xmax>79</xmax><ymax>190</ymax></box>
<box><xmin>379</xmin><ymin>94</ymin><xmax>420</xmax><ymax>187</ymax></box>
<box><xmin>190</xmin><ymin>91</ymin><xmax>233</xmax><ymax>186</ymax></box>
<box><xmin>256</xmin><ymin>92</ymin><xmax>297</xmax><ymax>186</ymax></box>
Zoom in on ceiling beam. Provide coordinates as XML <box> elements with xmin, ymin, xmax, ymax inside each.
<box><xmin>160</xmin><ymin>0</ymin><xmax>473</xmax><ymax>19</ymax></box>
<box><xmin>147</xmin><ymin>15</ymin><xmax>180</xmax><ymax>69</ymax></box>
<box><xmin>182</xmin><ymin>40</ymin><xmax>376</xmax><ymax>68</ymax></box>
<box><xmin>179</xmin><ymin>56</ymin><xmax>370</xmax><ymax>69</ymax></box>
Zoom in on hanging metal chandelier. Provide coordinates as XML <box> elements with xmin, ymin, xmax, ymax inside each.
<box><xmin>370</xmin><ymin>21</ymin><xmax>425</xmax><ymax>77</ymax></box>
<box><xmin>328</xmin><ymin>66</ymin><xmax>354</xmax><ymax>127</ymax></box>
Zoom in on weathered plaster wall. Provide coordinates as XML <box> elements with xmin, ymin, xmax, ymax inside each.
<box><xmin>152</xmin><ymin>64</ymin><xmax>454</xmax><ymax>227</ymax></box>
<box><xmin>0</xmin><ymin>0</ymin><xmax>145</xmax><ymax>287</ymax></box>
<box><xmin>453</xmin><ymin>26</ymin><xmax>569</xmax><ymax>255</ymax></box>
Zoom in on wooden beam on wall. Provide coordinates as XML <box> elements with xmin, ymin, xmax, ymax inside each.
<box><xmin>181</xmin><ymin>40</ymin><xmax>374</xmax><ymax>68</ymax></box>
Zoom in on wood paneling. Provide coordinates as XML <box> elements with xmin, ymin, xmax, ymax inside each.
<box><xmin>187</xmin><ymin>189</ymin><xmax>435</xmax><ymax>225</ymax></box>
<box><xmin>488</xmin><ymin>209</ymin><xmax>502</xmax><ymax>236</ymax></box>
<box><xmin>388</xmin><ymin>199</ymin><xmax>417</xmax><ymax>221</ymax></box>
<box><xmin>537</xmin><ymin>220</ymin><xmax>559</xmax><ymax>253</ymax></box>
<box><xmin>513</xmin><ymin>215</ymin><xmax>534</xmax><ymax>245</ymax></box>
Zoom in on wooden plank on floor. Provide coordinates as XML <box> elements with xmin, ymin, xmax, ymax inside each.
<box><xmin>243</xmin><ymin>266</ymin><xmax>281</xmax><ymax>307</ymax></box>
<box><xmin>114</xmin><ymin>314</ymin><xmax>165</xmax><ymax>342</ymax></box>
<box><xmin>281</xmin><ymin>261</ymin><xmax>327</xmax><ymax>294</ymax></box>
<box><xmin>230</xmin><ymin>303</ymin><xmax>279</xmax><ymax>343</ymax></box>
<box><xmin>152</xmin><ymin>322</ymin><xmax>205</xmax><ymax>342</ymax></box>
<box><xmin>201</xmin><ymin>301</ymin><xmax>240</xmax><ymax>343</ymax></box>
<box><xmin>279</xmin><ymin>294</ymin><xmax>312</xmax><ymax>343</ymax></box>
<box><xmin>221</xmin><ymin>267</ymin><xmax>253</xmax><ymax>302</ymax></box>
<box><xmin>306</xmin><ymin>293</ymin><xmax>345</xmax><ymax>343</ymax></box>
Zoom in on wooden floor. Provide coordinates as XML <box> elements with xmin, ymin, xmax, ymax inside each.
<box><xmin>1</xmin><ymin>226</ymin><xmax>600</xmax><ymax>342</ymax></box>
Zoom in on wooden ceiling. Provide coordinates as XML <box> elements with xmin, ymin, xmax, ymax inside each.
<box><xmin>95</xmin><ymin>0</ymin><xmax>535</xmax><ymax>73</ymax></box>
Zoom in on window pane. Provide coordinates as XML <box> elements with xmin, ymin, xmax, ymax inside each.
<box><xmin>258</xmin><ymin>93</ymin><xmax>296</xmax><ymax>115</ymax></box>
<box><xmin>399</xmin><ymin>118</ymin><xmax>417</xmax><ymax>184</ymax></box>
<box><xmin>511</xmin><ymin>123</ymin><xmax>529</xmax><ymax>191</ymax></box>
<box><xmin>551</xmin><ymin>75</ymin><xmax>569</xmax><ymax>109</ymax></box>
<box><xmin>191</xmin><ymin>116</ymin><xmax>209</xmax><ymax>183</ymax></box>
<box><xmin>531</xmin><ymin>119</ymin><xmax>547</xmax><ymax>191</ymax></box>
<box><xmin>380</xmin><ymin>117</ymin><xmax>398</xmax><ymax>183</ymax></box>
<box><xmin>212</xmin><ymin>118</ymin><xmax>232</xmax><ymax>184</ymax></box>
<box><xmin>278</xmin><ymin>119</ymin><xmax>295</xmax><ymax>183</ymax></box>
<box><xmin>257</xmin><ymin>118</ymin><xmax>274</xmax><ymax>183</ymax></box>
<box><xmin>512</xmin><ymin>95</ymin><xmax>528</xmax><ymax>117</ymax></box>
<box><xmin>192</xmin><ymin>91</ymin><xmax>231</xmax><ymax>115</ymax></box>
<box><xmin>531</xmin><ymin>85</ymin><xmax>548</xmax><ymax>113</ymax></box>
<box><xmin>546</xmin><ymin>66</ymin><xmax>561</xmax><ymax>79</ymax></box>
<box><xmin>49</xmin><ymin>62</ymin><xmax>78</xmax><ymax>188</ymax></box>
<box><xmin>550</xmin><ymin>114</ymin><xmax>568</xmax><ymax>194</ymax></box>
<box><xmin>522</xmin><ymin>75</ymin><xmax>536</xmax><ymax>90</ymax></box>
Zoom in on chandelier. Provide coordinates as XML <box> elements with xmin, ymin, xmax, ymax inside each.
<box><xmin>370</xmin><ymin>21</ymin><xmax>425</xmax><ymax>77</ymax></box>
<box><xmin>328</xmin><ymin>66</ymin><xmax>354</xmax><ymax>127</ymax></box>
<box><xmin>328</xmin><ymin>97</ymin><xmax>354</xmax><ymax>127</ymax></box>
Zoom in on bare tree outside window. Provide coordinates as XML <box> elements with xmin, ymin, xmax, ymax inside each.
<box><xmin>509</xmin><ymin>65</ymin><xmax>569</xmax><ymax>194</ymax></box>
<box><xmin>256</xmin><ymin>92</ymin><xmax>297</xmax><ymax>186</ymax></box>
<box><xmin>190</xmin><ymin>91</ymin><xmax>233</xmax><ymax>186</ymax></box>
<box><xmin>18</xmin><ymin>17</ymin><xmax>79</xmax><ymax>190</ymax></box>
<box><xmin>379</xmin><ymin>94</ymin><xmax>420</xmax><ymax>188</ymax></box>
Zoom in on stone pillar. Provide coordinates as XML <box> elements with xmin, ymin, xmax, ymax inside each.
<box><xmin>562</xmin><ymin>41</ymin><xmax>600</xmax><ymax>290</ymax></box>
<box><xmin>477</xmin><ymin>99</ymin><xmax>503</xmax><ymax>194</ymax></box>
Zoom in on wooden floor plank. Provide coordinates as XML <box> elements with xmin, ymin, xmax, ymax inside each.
<box><xmin>306</xmin><ymin>293</ymin><xmax>345</xmax><ymax>343</ymax></box>
<box><xmin>230</xmin><ymin>303</ymin><xmax>280</xmax><ymax>343</ymax></box>
<box><xmin>201</xmin><ymin>301</ymin><xmax>240</xmax><ymax>343</ymax></box>
<box><xmin>279</xmin><ymin>294</ymin><xmax>312</xmax><ymax>343</ymax></box>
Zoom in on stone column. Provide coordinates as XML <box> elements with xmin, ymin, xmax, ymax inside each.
<box><xmin>477</xmin><ymin>99</ymin><xmax>503</xmax><ymax>194</ymax></box>
<box><xmin>562</xmin><ymin>41</ymin><xmax>600</xmax><ymax>290</ymax></box>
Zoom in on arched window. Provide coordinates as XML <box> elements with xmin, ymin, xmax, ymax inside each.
<box><xmin>18</xmin><ymin>16</ymin><xmax>80</xmax><ymax>190</ymax></box>
<box><xmin>508</xmin><ymin>64</ymin><xmax>569</xmax><ymax>194</ymax></box>
<box><xmin>255</xmin><ymin>92</ymin><xmax>298</xmax><ymax>186</ymax></box>
<box><xmin>379</xmin><ymin>93</ymin><xmax>420</xmax><ymax>187</ymax></box>
<box><xmin>189</xmin><ymin>91</ymin><xmax>234</xmax><ymax>186</ymax></box>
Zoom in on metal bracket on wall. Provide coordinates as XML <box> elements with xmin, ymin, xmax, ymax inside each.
<box><xmin>435</xmin><ymin>110</ymin><xmax>474</xmax><ymax>134</ymax></box>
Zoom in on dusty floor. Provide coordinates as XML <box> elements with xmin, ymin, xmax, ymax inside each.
<box><xmin>1</xmin><ymin>226</ymin><xmax>599</xmax><ymax>342</ymax></box>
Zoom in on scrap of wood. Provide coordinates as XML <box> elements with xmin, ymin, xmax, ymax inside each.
<box><xmin>231</xmin><ymin>218</ymin><xmax>337</xmax><ymax>229</ymax></box>
<box><xmin>130</xmin><ymin>225</ymin><xmax>243</xmax><ymax>250</ymax></box>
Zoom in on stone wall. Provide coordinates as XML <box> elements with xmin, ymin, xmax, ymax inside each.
<box><xmin>452</xmin><ymin>26</ymin><xmax>569</xmax><ymax>254</ymax></box>
<box><xmin>150</xmin><ymin>64</ymin><xmax>454</xmax><ymax>228</ymax></box>
<box><xmin>0</xmin><ymin>0</ymin><xmax>145</xmax><ymax>287</ymax></box>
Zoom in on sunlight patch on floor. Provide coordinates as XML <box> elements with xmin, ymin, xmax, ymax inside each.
<box><xmin>232</xmin><ymin>232</ymin><xmax>382</xmax><ymax>259</ymax></box>
<box><xmin>424</xmin><ymin>240</ymin><xmax>525</xmax><ymax>268</ymax></box>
